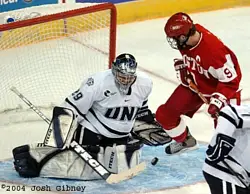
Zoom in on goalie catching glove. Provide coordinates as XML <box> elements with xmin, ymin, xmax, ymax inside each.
<box><xmin>132</xmin><ymin>109</ymin><xmax>172</xmax><ymax>146</ymax></box>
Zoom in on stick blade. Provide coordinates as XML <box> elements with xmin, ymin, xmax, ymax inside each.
<box><xmin>106</xmin><ymin>162</ymin><xmax>146</xmax><ymax>184</ymax></box>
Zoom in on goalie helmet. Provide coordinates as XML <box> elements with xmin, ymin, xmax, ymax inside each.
<box><xmin>164</xmin><ymin>12</ymin><xmax>195</xmax><ymax>50</ymax></box>
<box><xmin>112</xmin><ymin>53</ymin><xmax>137</xmax><ymax>95</ymax></box>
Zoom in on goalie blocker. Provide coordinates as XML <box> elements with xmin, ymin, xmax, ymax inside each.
<box><xmin>12</xmin><ymin>107</ymin><xmax>143</xmax><ymax>180</ymax></box>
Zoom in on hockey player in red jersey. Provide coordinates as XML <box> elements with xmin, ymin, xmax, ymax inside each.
<box><xmin>155</xmin><ymin>12</ymin><xmax>242</xmax><ymax>154</ymax></box>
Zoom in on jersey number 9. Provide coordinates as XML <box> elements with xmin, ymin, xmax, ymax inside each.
<box><xmin>224</xmin><ymin>68</ymin><xmax>233</xmax><ymax>79</ymax></box>
<box><xmin>72</xmin><ymin>89</ymin><xmax>83</xmax><ymax>101</ymax></box>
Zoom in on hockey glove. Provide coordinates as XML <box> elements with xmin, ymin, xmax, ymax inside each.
<box><xmin>206</xmin><ymin>133</ymin><xmax>236</xmax><ymax>165</ymax></box>
<box><xmin>132</xmin><ymin>109</ymin><xmax>172</xmax><ymax>146</ymax></box>
<box><xmin>174</xmin><ymin>59</ymin><xmax>189</xmax><ymax>87</ymax></box>
<box><xmin>208</xmin><ymin>93</ymin><xmax>228</xmax><ymax>119</ymax></box>
<box><xmin>136</xmin><ymin>108</ymin><xmax>155</xmax><ymax>124</ymax></box>
<box><xmin>174</xmin><ymin>59</ymin><xmax>196</xmax><ymax>93</ymax></box>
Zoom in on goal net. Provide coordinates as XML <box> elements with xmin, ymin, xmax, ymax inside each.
<box><xmin>0</xmin><ymin>3</ymin><xmax>117</xmax><ymax>125</ymax></box>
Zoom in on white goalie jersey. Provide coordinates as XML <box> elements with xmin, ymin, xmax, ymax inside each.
<box><xmin>61</xmin><ymin>69</ymin><xmax>153</xmax><ymax>138</ymax></box>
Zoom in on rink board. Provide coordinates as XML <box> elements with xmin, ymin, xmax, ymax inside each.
<box><xmin>0</xmin><ymin>144</ymin><xmax>207</xmax><ymax>194</ymax></box>
<box><xmin>112</xmin><ymin>0</ymin><xmax>250</xmax><ymax>24</ymax></box>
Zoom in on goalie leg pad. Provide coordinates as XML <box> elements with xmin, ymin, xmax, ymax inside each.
<box><xmin>37</xmin><ymin>145</ymin><xmax>105</xmax><ymax>180</ymax></box>
<box><xmin>44</xmin><ymin>106</ymin><xmax>77</xmax><ymax>149</ymax></box>
<box><xmin>13</xmin><ymin>145</ymin><xmax>40</xmax><ymax>178</ymax></box>
<box><xmin>104</xmin><ymin>140</ymin><xmax>143</xmax><ymax>174</ymax></box>
<box><xmin>24</xmin><ymin>144</ymin><xmax>106</xmax><ymax>180</ymax></box>
<box><xmin>13</xmin><ymin>141</ymin><xmax>143</xmax><ymax>180</ymax></box>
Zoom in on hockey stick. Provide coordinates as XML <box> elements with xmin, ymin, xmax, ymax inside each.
<box><xmin>10</xmin><ymin>86</ymin><xmax>50</xmax><ymax>125</ymax></box>
<box><xmin>187</xmin><ymin>81</ymin><xmax>250</xmax><ymax>188</ymax></box>
<box><xmin>187</xmin><ymin>79</ymin><xmax>220</xmax><ymax>118</ymax></box>
<box><xmin>10</xmin><ymin>86</ymin><xmax>53</xmax><ymax>147</ymax></box>
<box><xmin>187</xmin><ymin>79</ymin><xmax>209</xmax><ymax>104</ymax></box>
<box><xmin>71</xmin><ymin>140</ymin><xmax>146</xmax><ymax>184</ymax></box>
<box><xmin>10</xmin><ymin>86</ymin><xmax>146</xmax><ymax>184</ymax></box>
<box><xmin>222</xmin><ymin>161</ymin><xmax>250</xmax><ymax>189</ymax></box>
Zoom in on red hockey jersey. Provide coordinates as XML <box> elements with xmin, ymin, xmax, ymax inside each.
<box><xmin>180</xmin><ymin>24</ymin><xmax>242</xmax><ymax>99</ymax></box>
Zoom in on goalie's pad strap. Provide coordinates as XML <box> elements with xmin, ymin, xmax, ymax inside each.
<box><xmin>39</xmin><ymin>149</ymin><xmax>65</xmax><ymax>171</ymax></box>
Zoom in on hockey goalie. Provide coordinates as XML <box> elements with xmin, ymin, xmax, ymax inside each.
<box><xmin>12</xmin><ymin>53</ymin><xmax>171</xmax><ymax>181</ymax></box>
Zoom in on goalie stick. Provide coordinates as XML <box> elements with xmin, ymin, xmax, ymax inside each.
<box><xmin>10</xmin><ymin>86</ymin><xmax>146</xmax><ymax>184</ymax></box>
<box><xmin>10</xmin><ymin>87</ymin><xmax>51</xmax><ymax>124</ymax></box>
<box><xmin>187</xmin><ymin>80</ymin><xmax>250</xmax><ymax>189</ymax></box>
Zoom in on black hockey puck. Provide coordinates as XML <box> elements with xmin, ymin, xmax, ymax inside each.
<box><xmin>151</xmin><ymin>157</ymin><xmax>158</xmax><ymax>165</ymax></box>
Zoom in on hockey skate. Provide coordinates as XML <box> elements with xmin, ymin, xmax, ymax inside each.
<box><xmin>165</xmin><ymin>128</ymin><xmax>198</xmax><ymax>155</ymax></box>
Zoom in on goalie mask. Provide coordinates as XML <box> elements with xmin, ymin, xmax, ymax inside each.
<box><xmin>112</xmin><ymin>53</ymin><xmax>137</xmax><ymax>94</ymax></box>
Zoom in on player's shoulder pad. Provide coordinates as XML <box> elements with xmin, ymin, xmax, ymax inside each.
<box><xmin>223</xmin><ymin>104</ymin><xmax>250</xmax><ymax>118</ymax></box>
<box><xmin>135</xmin><ymin>71</ymin><xmax>153</xmax><ymax>88</ymax></box>
<box><xmin>133</xmin><ymin>71</ymin><xmax>153</xmax><ymax>98</ymax></box>
<box><xmin>82</xmin><ymin>69</ymin><xmax>111</xmax><ymax>88</ymax></box>
<box><xmin>220</xmin><ymin>105</ymin><xmax>235</xmax><ymax>116</ymax></box>
<box><xmin>196</xmin><ymin>24</ymin><xmax>225</xmax><ymax>54</ymax></box>
<box><xmin>220</xmin><ymin>105</ymin><xmax>241</xmax><ymax>125</ymax></box>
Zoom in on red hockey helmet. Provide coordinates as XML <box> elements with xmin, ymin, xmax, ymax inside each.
<box><xmin>164</xmin><ymin>12</ymin><xmax>194</xmax><ymax>49</ymax></box>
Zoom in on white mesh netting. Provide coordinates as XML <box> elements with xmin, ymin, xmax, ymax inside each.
<box><xmin>0</xmin><ymin>3</ymin><xmax>116</xmax><ymax>125</ymax></box>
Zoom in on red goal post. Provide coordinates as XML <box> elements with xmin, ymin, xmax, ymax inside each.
<box><xmin>0</xmin><ymin>3</ymin><xmax>117</xmax><ymax>125</ymax></box>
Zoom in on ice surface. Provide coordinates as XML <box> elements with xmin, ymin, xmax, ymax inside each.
<box><xmin>1</xmin><ymin>7</ymin><xmax>250</xmax><ymax>194</ymax></box>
